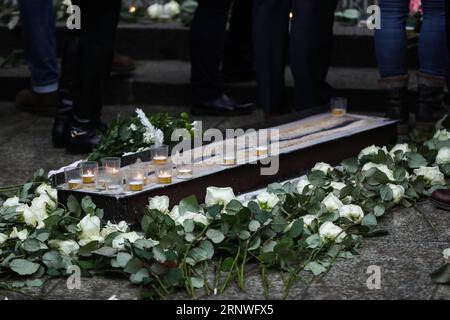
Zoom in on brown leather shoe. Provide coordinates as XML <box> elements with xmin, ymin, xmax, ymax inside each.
<box><xmin>111</xmin><ymin>51</ymin><xmax>136</xmax><ymax>75</ymax></box>
<box><xmin>15</xmin><ymin>89</ymin><xmax>58</xmax><ymax>117</ymax></box>
<box><xmin>431</xmin><ymin>189</ymin><xmax>450</xmax><ymax>210</ymax></box>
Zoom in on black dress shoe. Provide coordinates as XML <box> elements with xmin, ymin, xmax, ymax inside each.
<box><xmin>191</xmin><ymin>94</ymin><xmax>254</xmax><ymax>116</ymax></box>
<box><xmin>431</xmin><ymin>189</ymin><xmax>450</xmax><ymax>211</ymax></box>
<box><xmin>66</xmin><ymin>118</ymin><xmax>102</xmax><ymax>154</ymax></box>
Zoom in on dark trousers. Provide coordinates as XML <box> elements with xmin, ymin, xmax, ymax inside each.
<box><xmin>66</xmin><ymin>0</ymin><xmax>121</xmax><ymax>120</ymax></box>
<box><xmin>447</xmin><ymin>0</ymin><xmax>450</xmax><ymax>90</ymax></box>
<box><xmin>190</xmin><ymin>0</ymin><xmax>253</xmax><ymax>103</ymax></box>
<box><xmin>253</xmin><ymin>0</ymin><xmax>338</xmax><ymax>113</ymax></box>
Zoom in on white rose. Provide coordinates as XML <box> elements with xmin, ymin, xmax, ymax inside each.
<box><xmin>434</xmin><ymin>129</ymin><xmax>450</xmax><ymax>141</ymax></box>
<box><xmin>339</xmin><ymin>204</ymin><xmax>364</xmax><ymax>224</ymax></box>
<box><xmin>77</xmin><ymin>215</ymin><xmax>104</xmax><ymax>246</ymax></box>
<box><xmin>9</xmin><ymin>227</ymin><xmax>28</xmax><ymax>241</ymax></box>
<box><xmin>169</xmin><ymin>206</ymin><xmax>208</xmax><ymax>226</ymax></box>
<box><xmin>0</xmin><ymin>233</ymin><xmax>8</xmax><ymax>245</ymax></box>
<box><xmin>163</xmin><ymin>0</ymin><xmax>180</xmax><ymax>18</ymax></box>
<box><xmin>296</xmin><ymin>176</ymin><xmax>310</xmax><ymax>194</ymax></box>
<box><xmin>443</xmin><ymin>248</ymin><xmax>450</xmax><ymax>261</ymax></box>
<box><xmin>321</xmin><ymin>193</ymin><xmax>343</xmax><ymax>212</ymax></box>
<box><xmin>389</xmin><ymin>143</ymin><xmax>411</xmax><ymax>158</ymax></box>
<box><xmin>17</xmin><ymin>204</ymin><xmax>48</xmax><ymax>229</ymax></box>
<box><xmin>358</xmin><ymin>145</ymin><xmax>388</xmax><ymax>161</ymax></box>
<box><xmin>36</xmin><ymin>183</ymin><xmax>57</xmax><ymax>201</ymax></box>
<box><xmin>436</xmin><ymin>147</ymin><xmax>450</xmax><ymax>165</ymax></box>
<box><xmin>3</xmin><ymin>196</ymin><xmax>19</xmax><ymax>208</ymax></box>
<box><xmin>49</xmin><ymin>240</ymin><xmax>80</xmax><ymax>256</ymax></box>
<box><xmin>129</xmin><ymin>123</ymin><xmax>137</xmax><ymax>131</ymax></box>
<box><xmin>301</xmin><ymin>214</ymin><xmax>317</xmax><ymax>229</ymax></box>
<box><xmin>256</xmin><ymin>191</ymin><xmax>279</xmax><ymax>210</ymax></box>
<box><xmin>112</xmin><ymin>231</ymin><xmax>143</xmax><ymax>250</ymax></box>
<box><xmin>147</xmin><ymin>3</ymin><xmax>163</xmax><ymax>19</ymax></box>
<box><xmin>205</xmin><ymin>187</ymin><xmax>235</xmax><ymax>207</ymax></box>
<box><xmin>311</xmin><ymin>162</ymin><xmax>333</xmax><ymax>175</ymax></box>
<box><xmin>319</xmin><ymin>221</ymin><xmax>346</xmax><ymax>243</ymax></box>
<box><xmin>32</xmin><ymin>193</ymin><xmax>57</xmax><ymax>211</ymax></box>
<box><xmin>100</xmin><ymin>221</ymin><xmax>129</xmax><ymax>238</ymax></box>
<box><xmin>148</xmin><ymin>196</ymin><xmax>170</xmax><ymax>213</ymax></box>
<box><xmin>414</xmin><ymin>166</ymin><xmax>445</xmax><ymax>186</ymax></box>
<box><xmin>362</xmin><ymin>162</ymin><xmax>395</xmax><ymax>181</ymax></box>
<box><xmin>387</xmin><ymin>184</ymin><xmax>405</xmax><ymax>203</ymax></box>
<box><xmin>330</xmin><ymin>182</ymin><xmax>346</xmax><ymax>191</ymax></box>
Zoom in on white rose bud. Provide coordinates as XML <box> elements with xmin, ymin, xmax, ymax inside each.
<box><xmin>362</xmin><ymin>162</ymin><xmax>395</xmax><ymax>181</ymax></box>
<box><xmin>163</xmin><ymin>0</ymin><xmax>180</xmax><ymax>18</ymax></box>
<box><xmin>301</xmin><ymin>214</ymin><xmax>317</xmax><ymax>229</ymax></box>
<box><xmin>311</xmin><ymin>162</ymin><xmax>333</xmax><ymax>175</ymax></box>
<box><xmin>148</xmin><ymin>195</ymin><xmax>170</xmax><ymax>213</ymax></box>
<box><xmin>0</xmin><ymin>233</ymin><xmax>8</xmax><ymax>245</ymax></box>
<box><xmin>205</xmin><ymin>187</ymin><xmax>235</xmax><ymax>206</ymax></box>
<box><xmin>443</xmin><ymin>248</ymin><xmax>450</xmax><ymax>261</ymax></box>
<box><xmin>17</xmin><ymin>204</ymin><xmax>48</xmax><ymax>229</ymax></box>
<box><xmin>319</xmin><ymin>221</ymin><xmax>346</xmax><ymax>243</ymax></box>
<box><xmin>36</xmin><ymin>183</ymin><xmax>58</xmax><ymax>201</ymax></box>
<box><xmin>389</xmin><ymin>143</ymin><xmax>411</xmax><ymax>159</ymax></box>
<box><xmin>9</xmin><ymin>227</ymin><xmax>28</xmax><ymax>241</ymax></box>
<box><xmin>339</xmin><ymin>204</ymin><xmax>364</xmax><ymax>224</ymax></box>
<box><xmin>413</xmin><ymin>166</ymin><xmax>445</xmax><ymax>186</ymax></box>
<box><xmin>49</xmin><ymin>240</ymin><xmax>80</xmax><ymax>256</ymax></box>
<box><xmin>321</xmin><ymin>193</ymin><xmax>343</xmax><ymax>212</ymax></box>
<box><xmin>358</xmin><ymin>145</ymin><xmax>388</xmax><ymax>161</ymax></box>
<box><xmin>3</xmin><ymin>196</ymin><xmax>19</xmax><ymax>208</ymax></box>
<box><xmin>387</xmin><ymin>183</ymin><xmax>405</xmax><ymax>203</ymax></box>
<box><xmin>112</xmin><ymin>232</ymin><xmax>143</xmax><ymax>250</ymax></box>
<box><xmin>436</xmin><ymin>147</ymin><xmax>450</xmax><ymax>165</ymax></box>
<box><xmin>330</xmin><ymin>182</ymin><xmax>346</xmax><ymax>191</ymax></box>
<box><xmin>256</xmin><ymin>191</ymin><xmax>279</xmax><ymax>210</ymax></box>
<box><xmin>434</xmin><ymin>129</ymin><xmax>450</xmax><ymax>141</ymax></box>
<box><xmin>77</xmin><ymin>215</ymin><xmax>104</xmax><ymax>245</ymax></box>
<box><xmin>100</xmin><ymin>221</ymin><xmax>129</xmax><ymax>238</ymax></box>
<box><xmin>296</xmin><ymin>176</ymin><xmax>311</xmax><ymax>194</ymax></box>
<box><xmin>147</xmin><ymin>3</ymin><xmax>163</xmax><ymax>19</ymax></box>
<box><xmin>168</xmin><ymin>206</ymin><xmax>208</xmax><ymax>226</ymax></box>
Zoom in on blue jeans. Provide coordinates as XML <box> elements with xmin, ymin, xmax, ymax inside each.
<box><xmin>375</xmin><ymin>0</ymin><xmax>447</xmax><ymax>78</ymax></box>
<box><xmin>18</xmin><ymin>0</ymin><xmax>59</xmax><ymax>93</ymax></box>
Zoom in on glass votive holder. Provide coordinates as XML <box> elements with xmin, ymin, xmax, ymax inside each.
<box><xmin>176</xmin><ymin>162</ymin><xmax>194</xmax><ymax>180</ymax></box>
<box><xmin>330</xmin><ymin>97</ymin><xmax>348</xmax><ymax>117</ymax></box>
<box><xmin>126</xmin><ymin>168</ymin><xmax>146</xmax><ymax>192</ymax></box>
<box><xmin>101</xmin><ymin>157</ymin><xmax>121</xmax><ymax>174</ymax></box>
<box><xmin>108</xmin><ymin>169</ymin><xmax>123</xmax><ymax>190</ymax></box>
<box><xmin>64</xmin><ymin>168</ymin><xmax>82</xmax><ymax>190</ymax></box>
<box><xmin>80</xmin><ymin>161</ymin><xmax>98</xmax><ymax>185</ymax></box>
<box><xmin>155</xmin><ymin>163</ymin><xmax>173</xmax><ymax>184</ymax></box>
<box><xmin>96</xmin><ymin>167</ymin><xmax>111</xmax><ymax>191</ymax></box>
<box><xmin>151</xmin><ymin>144</ymin><xmax>169</xmax><ymax>165</ymax></box>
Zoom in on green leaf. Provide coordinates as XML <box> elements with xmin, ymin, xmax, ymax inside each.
<box><xmin>342</xmin><ymin>157</ymin><xmax>358</xmax><ymax>174</ymax></box>
<box><xmin>226</xmin><ymin>200</ymin><xmax>243</xmax><ymax>215</ymax></box>
<box><xmin>361</xmin><ymin>213</ymin><xmax>377</xmax><ymax>227</ymax></box>
<box><xmin>430</xmin><ymin>263</ymin><xmax>450</xmax><ymax>284</ymax></box>
<box><xmin>116</xmin><ymin>252</ymin><xmax>132</xmax><ymax>268</ymax></box>
<box><xmin>373</xmin><ymin>205</ymin><xmax>385</xmax><ymax>217</ymax></box>
<box><xmin>206</xmin><ymin>228</ymin><xmax>225</xmax><ymax>244</ymax></box>
<box><xmin>22</xmin><ymin>239</ymin><xmax>44</xmax><ymax>252</ymax></box>
<box><xmin>166</xmin><ymin>268</ymin><xmax>184</xmax><ymax>285</ymax></box>
<box><xmin>249</xmin><ymin>220</ymin><xmax>261</xmax><ymax>232</ymax></box>
<box><xmin>190</xmin><ymin>276</ymin><xmax>204</xmax><ymax>288</ymax></box>
<box><xmin>308</xmin><ymin>171</ymin><xmax>327</xmax><ymax>187</ymax></box>
<box><xmin>305</xmin><ymin>261</ymin><xmax>327</xmax><ymax>276</ymax></box>
<box><xmin>153</xmin><ymin>246</ymin><xmax>166</xmax><ymax>263</ymax></box>
<box><xmin>78</xmin><ymin>241</ymin><xmax>100</xmax><ymax>257</ymax></box>
<box><xmin>289</xmin><ymin>220</ymin><xmax>303</xmax><ymax>238</ymax></box>
<box><xmin>206</xmin><ymin>204</ymin><xmax>222</xmax><ymax>218</ymax></box>
<box><xmin>81</xmin><ymin>196</ymin><xmax>96</xmax><ymax>214</ymax></box>
<box><xmin>67</xmin><ymin>195</ymin><xmax>81</xmax><ymax>216</ymax></box>
<box><xmin>10</xmin><ymin>259</ymin><xmax>40</xmax><ymax>275</ymax></box>
<box><xmin>119</xmin><ymin>123</ymin><xmax>132</xmax><ymax>140</ymax></box>
<box><xmin>130</xmin><ymin>268</ymin><xmax>149</xmax><ymax>284</ymax></box>
<box><xmin>179</xmin><ymin>195</ymin><xmax>199</xmax><ymax>215</ymax></box>
<box><xmin>407</xmin><ymin>152</ymin><xmax>427</xmax><ymax>169</ymax></box>
<box><xmin>26</xmin><ymin>279</ymin><xmax>44</xmax><ymax>288</ymax></box>
<box><xmin>91</xmin><ymin>246</ymin><xmax>117</xmax><ymax>257</ymax></box>
<box><xmin>380</xmin><ymin>185</ymin><xmax>393</xmax><ymax>202</ymax></box>
<box><xmin>42</xmin><ymin>251</ymin><xmax>63</xmax><ymax>269</ymax></box>
<box><xmin>305</xmin><ymin>234</ymin><xmax>322</xmax><ymax>249</ymax></box>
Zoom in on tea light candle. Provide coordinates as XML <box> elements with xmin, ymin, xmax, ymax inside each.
<box><xmin>177</xmin><ymin>168</ymin><xmax>193</xmax><ymax>179</ymax></box>
<box><xmin>68</xmin><ymin>179</ymin><xmax>82</xmax><ymax>190</ymax></box>
<box><xmin>129</xmin><ymin>180</ymin><xmax>144</xmax><ymax>191</ymax></box>
<box><xmin>222</xmin><ymin>156</ymin><xmax>236</xmax><ymax>166</ymax></box>
<box><xmin>153</xmin><ymin>156</ymin><xmax>168</xmax><ymax>165</ymax></box>
<box><xmin>158</xmin><ymin>172</ymin><xmax>172</xmax><ymax>184</ymax></box>
<box><xmin>256</xmin><ymin>146</ymin><xmax>268</xmax><ymax>157</ymax></box>
<box><xmin>331</xmin><ymin>108</ymin><xmax>345</xmax><ymax>116</ymax></box>
<box><xmin>82</xmin><ymin>171</ymin><xmax>95</xmax><ymax>184</ymax></box>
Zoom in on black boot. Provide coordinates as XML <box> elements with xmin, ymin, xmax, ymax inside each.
<box><xmin>378</xmin><ymin>75</ymin><xmax>409</xmax><ymax>135</ymax></box>
<box><xmin>66</xmin><ymin>116</ymin><xmax>101</xmax><ymax>154</ymax></box>
<box><xmin>416</xmin><ymin>72</ymin><xmax>446</xmax><ymax>128</ymax></box>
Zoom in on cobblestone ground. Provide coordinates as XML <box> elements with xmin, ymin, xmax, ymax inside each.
<box><xmin>0</xmin><ymin>103</ymin><xmax>449</xmax><ymax>300</ymax></box>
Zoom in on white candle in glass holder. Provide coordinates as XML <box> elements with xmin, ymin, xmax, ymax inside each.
<box><xmin>129</xmin><ymin>180</ymin><xmax>144</xmax><ymax>191</ymax></box>
<box><xmin>68</xmin><ymin>179</ymin><xmax>82</xmax><ymax>190</ymax></box>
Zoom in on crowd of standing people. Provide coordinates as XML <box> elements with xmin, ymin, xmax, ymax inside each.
<box><xmin>13</xmin><ymin>0</ymin><xmax>450</xmax><ymax>155</ymax></box>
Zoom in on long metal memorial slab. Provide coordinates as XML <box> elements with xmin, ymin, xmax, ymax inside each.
<box><xmin>56</xmin><ymin>113</ymin><xmax>397</xmax><ymax>223</ymax></box>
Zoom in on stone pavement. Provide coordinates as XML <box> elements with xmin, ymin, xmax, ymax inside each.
<box><xmin>0</xmin><ymin>102</ymin><xmax>449</xmax><ymax>300</ymax></box>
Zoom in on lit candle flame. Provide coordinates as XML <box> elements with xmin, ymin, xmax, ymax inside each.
<box><xmin>129</xmin><ymin>5</ymin><xmax>136</xmax><ymax>13</ymax></box>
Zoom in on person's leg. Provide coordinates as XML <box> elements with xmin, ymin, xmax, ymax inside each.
<box><xmin>66</xmin><ymin>0</ymin><xmax>121</xmax><ymax>154</ymax></box>
<box><xmin>416</xmin><ymin>0</ymin><xmax>447</xmax><ymax>125</ymax></box>
<box><xmin>374</xmin><ymin>0</ymin><xmax>410</xmax><ymax>130</ymax></box>
<box><xmin>290</xmin><ymin>0</ymin><xmax>338</xmax><ymax>110</ymax></box>
<box><xmin>190</xmin><ymin>0</ymin><xmax>231</xmax><ymax>103</ymax></box>
<box><xmin>222</xmin><ymin>0</ymin><xmax>254</xmax><ymax>81</ymax></box>
<box><xmin>16</xmin><ymin>0</ymin><xmax>59</xmax><ymax>116</ymax></box>
<box><xmin>253</xmin><ymin>0</ymin><xmax>291</xmax><ymax>115</ymax></box>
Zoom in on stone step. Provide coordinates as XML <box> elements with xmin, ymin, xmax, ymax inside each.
<box><xmin>0</xmin><ymin>60</ymin><xmax>423</xmax><ymax>112</ymax></box>
<box><xmin>0</xmin><ymin>22</ymin><xmax>419</xmax><ymax>67</ymax></box>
